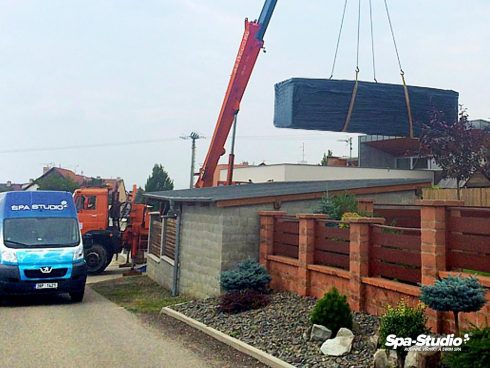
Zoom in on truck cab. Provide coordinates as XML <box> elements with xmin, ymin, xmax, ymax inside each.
<box><xmin>74</xmin><ymin>187</ymin><xmax>123</xmax><ymax>274</ymax></box>
<box><xmin>0</xmin><ymin>191</ymin><xmax>87</xmax><ymax>302</ymax></box>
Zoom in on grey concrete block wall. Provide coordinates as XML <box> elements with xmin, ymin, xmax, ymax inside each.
<box><xmin>178</xmin><ymin>205</ymin><xmax>224</xmax><ymax>298</ymax></box>
<box><xmin>146</xmin><ymin>256</ymin><xmax>174</xmax><ymax>291</ymax></box>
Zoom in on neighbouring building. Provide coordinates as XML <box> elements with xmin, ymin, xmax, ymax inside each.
<box><xmin>23</xmin><ymin>167</ymin><xmax>127</xmax><ymax>201</ymax></box>
<box><xmin>144</xmin><ymin>178</ymin><xmax>430</xmax><ymax>298</ymax></box>
<box><xmin>218</xmin><ymin>163</ymin><xmax>434</xmax><ymax>184</ymax></box>
<box><xmin>23</xmin><ymin>167</ymin><xmax>89</xmax><ymax>191</ymax></box>
<box><xmin>0</xmin><ymin>181</ymin><xmax>24</xmax><ymax>192</ymax></box>
<box><xmin>358</xmin><ymin>119</ymin><xmax>489</xmax><ymax>171</ymax></box>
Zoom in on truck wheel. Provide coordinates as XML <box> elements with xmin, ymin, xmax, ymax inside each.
<box><xmin>70</xmin><ymin>290</ymin><xmax>85</xmax><ymax>303</ymax></box>
<box><xmin>84</xmin><ymin>244</ymin><xmax>108</xmax><ymax>274</ymax></box>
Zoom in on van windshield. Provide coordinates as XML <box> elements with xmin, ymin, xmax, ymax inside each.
<box><xmin>3</xmin><ymin>218</ymin><xmax>80</xmax><ymax>249</ymax></box>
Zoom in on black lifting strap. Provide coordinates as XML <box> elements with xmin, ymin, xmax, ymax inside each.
<box><xmin>342</xmin><ymin>68</ymin><xmax>360</xmax><ymax>133</ymax></box>
<box><xmin>342</xmin><ymin>0</ymin><xmax>361</xmax><ymax>133</ymax></box>
<box><xmin>384</xmin><ymin>0</ymin><xmax>414</xmax><ymax>138</ymax></box>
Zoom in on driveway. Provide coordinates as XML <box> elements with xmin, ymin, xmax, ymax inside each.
<box><xmin>0</xmin><ymin>287</ymin><xmax>260</xmax><ymax>368</ymax></box>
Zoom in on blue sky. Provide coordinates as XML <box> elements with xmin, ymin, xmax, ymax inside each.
<box><xmin>0</xmin><ymin>0</ymin><xmax>489</xmax><ymax>189</ymax></box>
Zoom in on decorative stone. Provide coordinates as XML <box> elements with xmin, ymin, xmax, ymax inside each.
<box><xmin>404</xmin><ymin>350</ymin><xmax>441</xmax><ymax>368</ymax></box>
<box><xmin>320</xmin><ymin>328</ymin><xmax>354</xmax><ymax>356</ymax></box>
<box><xmin>310</xmin><ymin>324</ymin><xmax>332</xmax><ymax>341</ymax></box>
<box><xmin>337</xmin><ymin>328</ymin><xmax>354</xmax><ymax>338</ymax></box>
<box><xmin>369</xmin><ymin>334</ymin><xmax>380</xmax><ymax>349</ymax></box>
<box><xmin>373</xmin><ymin>349</ymin><xmax>398</xmax><ymax>368</ymax></box>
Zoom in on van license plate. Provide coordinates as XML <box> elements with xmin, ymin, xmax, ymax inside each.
<box><xmin>35</xmin><ymin>283</ymin><xmax>58</xmax><ymax>290</ymax></box>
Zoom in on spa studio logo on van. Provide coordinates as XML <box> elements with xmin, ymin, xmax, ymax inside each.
<box><xmin>11</xmin><ymin>200</ymin><xmax>69</xmax><ymax>212</ymax></box>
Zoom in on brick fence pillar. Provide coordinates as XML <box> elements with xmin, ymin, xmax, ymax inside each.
<box><xmin>358</xmin><ymin>199</ymin><xmax>374</xmax><ymax>215</ymax></box>
<box><xmin>348</xmin><ymin>217</ymin><xmax>385</xmax><ymax>312</ymax></box>
<box><xmin>417</xmin><ymin>199</ymin><xmax>463</xmax><ymax>333</ymax></box>
<box><xmin>258</xmin><ymin>211</ymin><xmax>286</xmax><ymax>269</ymax></box>
<box><xmin>297</xmin><ymin>214</ymin><xmax>327</xmax><ymax>296</ymax></box>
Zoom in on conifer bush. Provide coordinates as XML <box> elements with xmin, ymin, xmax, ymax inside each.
<box><xmin>420</xmin><ymin>275</ymin><xmax>486</xmax><ymax>336</ymax></box>
<box><xmin>444</xmin><ymin>325</ymin><xmax>490</xmax><ymax>368</ymax></box>
<box><xmin>310</xmin><ymin>287</ymin><xmax>353</xmax><ymax>335</ymax></box>
<box><xmin>220</xmin><ymin>259</ymin><xmax>271</xmax><ymax>292</ymax></box>
<box><xmin>218</xmin><ymin>289</ymin><xmax>271</xmax><ymax>314</ymax></box>
<box><xmin>219</xmin><ymin>260</ymin><xmax>271</xmax><ymax>314</ymax></box>
<box><xmin>379</xmin><ymin>300</ymin><xmax>428</xmax><ymax>367</ymax></box>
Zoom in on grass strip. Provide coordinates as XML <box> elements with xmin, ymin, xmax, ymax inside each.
<box><xmin>91</xmin><ymin>275</ymin><xmax>188</xmax><ymax>314</ymax></box>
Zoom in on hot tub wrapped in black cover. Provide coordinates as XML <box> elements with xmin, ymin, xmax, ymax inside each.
<box><xmin>273</xmin><ymin>78</ymin><xmax>459</xmax><ymax>137</ymax></box>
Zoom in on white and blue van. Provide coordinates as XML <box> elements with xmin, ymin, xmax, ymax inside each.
<box><xmin>0</xmin><ymin>191</ymin><xmax>87</xmax><ymax>302</ymax></box>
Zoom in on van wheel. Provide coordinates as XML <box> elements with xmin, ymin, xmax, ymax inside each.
<box><xmin>70</xmin><ymin>290</ymin><xmax>85</xmax><ymax>303</ymax></box>
<box><xmin>84</xmin><ymin>244</ymin><xmax>108</xmax><ymax>274</ymax></box>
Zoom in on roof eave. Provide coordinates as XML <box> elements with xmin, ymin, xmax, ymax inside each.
<box><xmin>143</xmin><ymin>193</ymin><xmax>215</xmax><ymax>203</ymax></box>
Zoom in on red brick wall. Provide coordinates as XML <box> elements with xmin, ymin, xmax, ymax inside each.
<box><xmin>267</xmin><ymin>256</ymin><xmax>299</xmax><ymax>294</ymax></box>
<box><xmin>309</xmin><ymin>266</ymin><xmax>350</xmax><ymax>299</ymax></box>
<box><xmin>259</xmin><ymin>202</ymin><xmax>490</xmax><ymax>335</ymax></box>
<box><xmin>363</xmin><ymin>283</ymin><xmax>420</xmax><ymax>317</ymax></box>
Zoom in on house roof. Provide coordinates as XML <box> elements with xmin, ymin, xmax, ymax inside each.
<box><xmin>0</xmin><ymin>183</ymin><xmax>23</xmax><ymax>192</ymax></box>
<box><xmin>23</xmin><ymin>168</ymin><xmax>126</xmax><ymax>193</ymax></box>
<box><xmin>23</xmin><ymin>167</ymin><xmax>89</xmax><ymax>190</ymax></box>
<box><xmin>145</xmin><ymin>178</ymin><xmax>430</xmax><ymax>206</ymax></box>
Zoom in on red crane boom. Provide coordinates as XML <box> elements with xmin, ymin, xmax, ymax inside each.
<box><xmin>195</xmin><ymin>0</ymin><xmax>277</xmax><ymax>188</ymax></box>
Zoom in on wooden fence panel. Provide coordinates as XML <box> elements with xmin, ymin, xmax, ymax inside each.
<box><xmin>273</xmin><ymin>217</ymin><xmax>299</xmax><ymax>259</ymax></box>
<box><xmin>163</xmin><ymin>218</ymin><xmax>177</xmax><ymax>260</ymax></box>
<box><xmin>314</xmin><ymin>221</ymin><xmax>350</xmax><ymax>270</ymax></box>
<box><xmin>423</xmin><ymin>188</ymin><xmax>490</xmax><ymax>207</ymax></box>
<box><xmin>447</xmin><ymin>207</ymin><xmax>490</xmax><ymax>273</ymax></box>
<box><xmin>370</xmin><ymin>226</ymin><xmax>421</xmax><ymax>284</ymax></box>
<box><xmin>149</xmin><ymin>218</ymin><xmax>162</xmax><ymax>258</ymax></box>
<box><xmin>374</xmin><ymin>208</ymin><xmax>421</xmax><ymax>228</ymax></box>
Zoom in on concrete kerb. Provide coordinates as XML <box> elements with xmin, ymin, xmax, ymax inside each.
<box><xmin>160</xmin><ymin>307</ymin><xmax>294</xmax><ymax>368</ymax></box>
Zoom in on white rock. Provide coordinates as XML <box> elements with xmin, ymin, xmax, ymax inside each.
<box><xmin>320</xmin><ymin>328</ymin><xmax>354</xmax><ymax>356</ymax></box>
<box><xmin>336</xmin><ymin>327</ymin><xmax>354</xmax><ymax>338</ymax></box>
<box><xmin>404</xmin><ymin>350</ymin><xmax>441</xmax><ymax>368</ymax></box>
<box><xmin>310</xmin><ymin>324</ymin><xmax>332</xmax><ymax>341</ymax></box>
<box><xmin>372</xmin><ymin>349</ymin><xmax>397</xmax><ymax>368</ymax></box>
<box><xmin>369</xmin><ymin>334</ymin><xmax>380</xmax><ymax>349</ymax></box>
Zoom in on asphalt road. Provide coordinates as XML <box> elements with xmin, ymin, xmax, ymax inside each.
<box><xmin>0</xmin><ymin>288</ymin><xmax>218</xmax><ymax>368</ymax></box>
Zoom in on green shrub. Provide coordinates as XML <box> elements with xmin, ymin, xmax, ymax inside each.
<box><xmin>379</xmin><ymin>300</ymin><xmax>429</xmax><ymax>367</ymax></box>
<box><xmin>310</xmin><ymin>287</ymin><xmax>353</xmax><ymax>335</ymax></box>
<box><xmin>317</xmin><ymin>192</ymin><xmax>359</xmax><ymax>220</ymax></box>
<box><xmin>218</xmin><ymin>289</ymin><xmax>271</xmax><ymax>314</ymax></box>
<box><xmin>220</xmin><ymin>260</ymin><xmax>271</xmax><ymax>292</ymax></box>
<box><xmin>420</xmin><ymin>275</ymin><xmax>486</xmax><ymax>336</ymax></box>
<box><xmin>444</xmin><ymin>325</ymin><xmax>490</xmax><ymax>368</ymax></box>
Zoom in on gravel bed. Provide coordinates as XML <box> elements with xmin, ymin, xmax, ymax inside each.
<box><xmin>171</xmin><ymin>292</ymin><xmax>379</xmax><ymax>368</ymax></box>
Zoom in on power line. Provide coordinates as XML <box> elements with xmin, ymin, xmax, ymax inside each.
<box><xmin>0</xmin><ymin>133</ymin><xmax>358</xmax><ymax>154</ymax></box>
<box><xmin>0</xmin><ymin>137</ymin><xmax>181</xmax><ymax>154</ymax></box>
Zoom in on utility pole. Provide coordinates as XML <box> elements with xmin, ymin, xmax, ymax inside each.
<box><xmin>337</xmin><ymin>137</ymin><xmax>353</xmax><ymax>165</ymax></box>
<box><xmin>299</xmin><ymin>142</ymin><xmax>307</xmax><ymax>164</ymax></box>
<box><xmin>181</xmin><ymin>132</ymin><xmax>204</xmax><ymax>188</ymax></box>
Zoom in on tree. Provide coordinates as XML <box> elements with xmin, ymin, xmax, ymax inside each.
<box><xmin>420</xmin><ymin>275</ymin><xmax>486</xmax><ymax>336</ymax></box>
<box><xmin>320</xmin><ymin>150</ymin><xmax>334</xmax><ymax>166</ymax></box>
<box><xmin>144</xmin><ymin>164</ymin><xmax>174</xmax><ymax>193</ymax></box>
<box><xmin>421</xmin><ymin>110</ymin><xmax>486</xmax><ymax>199</ymax></box>
<box><xmin>134</xmin><ymin>187</ymin><xmax>145</xmax><ymax>204</ymax></box>
<box><xmin>36</xmin><ymin>175</ymin><xmax>80</xmax><ymax>193</ymax></box>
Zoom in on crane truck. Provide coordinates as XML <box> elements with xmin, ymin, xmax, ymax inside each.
<box><xmin>74</xmin><ymin>185</ymin><xmax>149</xmax><ymax>274</ymax></box>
